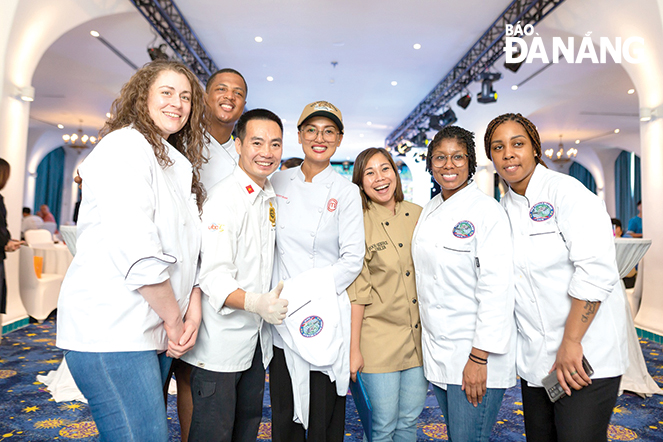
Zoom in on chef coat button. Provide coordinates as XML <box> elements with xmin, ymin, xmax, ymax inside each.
<box><xmin>318</xmin><ymin>208</ymin><xmax>322</xmax><ymax>213</ymax></box>
<box><xmin>198</xmin><ymin>362</ymin><xmax>205</xmax><ymax>367</ymax></box>
<box><xmin>437</xmin><ymin>305</ymin><xmax>442</xmax><ymax>309</ymax></box>
<box><xmin>414</xmin><ymin>324</ymin><xmax>419</xmax><ymax>329</ymax></box>
<box><xmin>327</xmin><ymin>184</ymin><xmax>331</xmax><ymax>188</ymax></box>
<box><xmin>412</xmin><ymin>298</ymin><xmax>417</xmax><ymax>304</ymax></box>
<box><xmin>286</xmin><ymin>200</ymin><xmax>290</xmax><ymax>204</ymax></box>
<box><xmin>281</xmin><ymin>250</ymin><xmax>285</xmax><ymax>255</ymax></box>
<box><xmin>310</xmin><ymin>232</ymin><xmax>315</xmax><ymax>237</ymax></box>
<box><xmin>405</xmin><ymin>271</ymin><xmax>411</xmax><ymax>277</ymax></box>
<box><xmin>280</xmin><ymin>225</ymin><xmax>284</xmax><ymax>229</ymax></box>
<box><xmin>433</xmin><ymin>275</ymin><xmax>437</xmax><ymax>280</ymax></box>
<box><xmin>398</xmin><ymin>243</ymin><xmax>403</xmax><ymax>247</ymax></box>
<box><xmin>405</xmin><ymin>212</ymin><xmax>409</xmax><ymax>216</ymax></box>
<box><xmin>385</xmin><ymin>222</ymin><xmax>390</xmax><ymax>226</ymax></box>
<box><xmin>309</xmin><ymin>255</ymin><xmax>314</xmax><ymax>259</ymax></box>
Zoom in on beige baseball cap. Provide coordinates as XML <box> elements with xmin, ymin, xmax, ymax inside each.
<box><xmin>297</xmin><ymin>101</ymin><xmax>344</xmax><ymax>133</ymax></box>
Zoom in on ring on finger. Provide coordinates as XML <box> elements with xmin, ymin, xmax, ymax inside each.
<box><xmin>570</xmin><ymin>370</ymin><xmax>577</xmax><ymax>376</ymax></box>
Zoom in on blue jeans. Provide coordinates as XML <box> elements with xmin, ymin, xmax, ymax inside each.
<box><xmin>433</xmin><ymin>384</ymin><xmax>505</xmax><ymax>442</ymax></box>
<box><xmin>361</xmin><ymin>367</ymin><xmax>429</xmax><ymax>442</ymax></box>
<box><xmin>65</xmin><ymin>350</ymin><xmax>172</xmax><ymax>442</ymax></box>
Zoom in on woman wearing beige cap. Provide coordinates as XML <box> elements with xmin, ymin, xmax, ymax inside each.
<box><xmin>269</xmin><ymin>101</ymin><xmax>365</xmax><ymax>441</ymax></box>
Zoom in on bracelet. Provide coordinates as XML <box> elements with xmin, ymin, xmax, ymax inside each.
<box><xmin>469</xmin><ymin>354</ymin><xmax>488</xmax><ymax>365</ymax></box>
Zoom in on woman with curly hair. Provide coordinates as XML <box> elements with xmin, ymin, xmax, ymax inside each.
<box><xmin>412</xmin><ymin>126</ymin><xmax>516</xmax><ymax>441</ymax></box>
<box><xmin>56</xmin><ymin>60</ymin><xmax>207</xmax><ymax>441</ymax></box>
<box><xmin>484</xmin><ymin>113</ymin><xmax>627</xmax><ymax>442</ymax></box>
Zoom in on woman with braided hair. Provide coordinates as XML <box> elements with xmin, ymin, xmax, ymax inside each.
<box><xmin>484</xmin><ymin>113</ymin><xmax>628</xmax><ymax>442</ymax></box>
<box><xmin>412</xmin><ymin>125</ymin><xmax>516</xmax><ymax>441</ymax></box>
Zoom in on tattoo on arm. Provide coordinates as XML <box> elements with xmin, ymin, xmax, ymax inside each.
<box><xmin>581</xmin><ymin>301</ymin><xmax>598</xmax><ymax>323</ymax></box>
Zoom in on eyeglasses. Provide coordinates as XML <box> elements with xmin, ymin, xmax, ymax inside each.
<box><xmin>431</xmin><ymin>153</ymin><xmax>468</xmax><ymax>168</ymax></box>
<box><xmin>301</xmin><ymin>126</ymin><xmax>340</xmax><ymax>142</ymax></box>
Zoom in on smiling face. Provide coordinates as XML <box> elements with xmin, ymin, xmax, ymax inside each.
<box><xmin>489</xmin><ymin>120</ymin><xmax>538</xmax><ymax>195</ymax></box>
<box><xmin>298</xmin><ymin>116</ymin><xmax>342</xmax><ymax>166</ymax></box>
<box><xmin>431</xmin><ymin>138</ymin><xmax>470</xmax><ymax>200</ymax></box>
<box><xmin>205</xmin><ymin>71</ymin><xmax>246</xmax><ymax>127</ymax></box>
<box><xmin>235</xmin><ymin>119</ymin><xmax>283</xmax><ymax>188</ymax></box>
<box><xmin>361</xmin><ymin>152</ymin><xmax>398</xmax><ymax>211</ymax></box>
<box><xmin>147</xmin><ymin>69</ymin><xmax>192</xmax><ymax>138</ymax></box>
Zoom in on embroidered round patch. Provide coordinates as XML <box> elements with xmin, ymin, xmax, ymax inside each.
<box><xmin>327</xmin><ymin>198</ymin><xmax>338</xmax><ymax>212</ymax></box>
<box><xmin>452</xmin><ymin>220</ymin><xmax>475</xmax><ymax>238</ymax></box>
<box><xmin>529</xmin><ymin>202</ymin><xmax>555</xmax><ymax>222</ymax></box>
<box><xmin>300</xmin><ymin>316</ymin><xmax>324</xmax><ymax>338</ymax></box>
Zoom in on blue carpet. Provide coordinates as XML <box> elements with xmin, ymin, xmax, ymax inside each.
<box><xmin>1</xmin><ymin>313</ymin><xmax>662</xmax><ymax>441</ymax></box>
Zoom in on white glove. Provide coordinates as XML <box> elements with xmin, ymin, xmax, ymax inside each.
<box><xmin>244</xmin><ymin>281</ymin><xmax>288</xmax><ymax>324</ymax></box>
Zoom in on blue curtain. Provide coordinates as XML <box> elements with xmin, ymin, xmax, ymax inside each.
<box><xmin>569</xmin><ymin>162</ymin><xmax>596</xmax><ymax>194</ymax></box>
<box><xmin>614</xmin><ymin>150</ymin><xmax>641</xmax><ymax>227</ymax></box>
<box><xmin>34</xmin><ymin>147</ymin><xmax>65</xmax><ymax>226</ymax></box>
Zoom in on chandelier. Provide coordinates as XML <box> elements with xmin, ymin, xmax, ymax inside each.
<box><xmin>544</xmin><ymin>135</ymin><xmax>577</xmax><ymax>163</ymax></box>
<box><xmin>62</xmin><ymin>120</ymin><xmax>98</xmax><ymax>153</ymax></box>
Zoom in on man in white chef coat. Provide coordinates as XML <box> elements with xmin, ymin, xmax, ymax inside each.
<box><xmin>173</xmin><ymin>68</ymin><xmax>248</xmax><ymax>441</ymax></box>
<box><xmin>181</xmin><ymin>108</ymin><xmax>288</xmax><ymax>442</ymax></box>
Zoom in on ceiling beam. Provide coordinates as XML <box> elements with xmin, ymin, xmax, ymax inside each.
<box><xmin>129</xmin><ymin>0</ymin><xmax>218</xmax><ymax>83</ymax></box>
<box><xmin>385</xmin><ymin>0</ymin><xmax>566</xmax><ymax>148</ymax></box>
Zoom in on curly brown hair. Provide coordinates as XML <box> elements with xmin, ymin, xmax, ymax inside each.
<box><xmin>352</xmin><ymin>147</ymin><xmax>404</xmax><ymax>210</ymax></box>
<box><xmin>100</xmin><ymin>60</ymin><xmax>207</xmax><ymax>212</ymax></box>
<box><xmin>483</xmin><ymin>113</ymin><xmax>548</xmax><ymax>168</ymax></box>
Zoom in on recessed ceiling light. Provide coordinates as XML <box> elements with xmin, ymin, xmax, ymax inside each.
<box><xmin>413</xmin><ymin>43</ymin><xmax>421</xmax><ymax>50</ymax></box>
<box><xmin>614</xmin><ymin>128</ymin><xmax>620</xmax><ymax>133</ymax></box>
<box><xmin>90</xmin><ymin>30</ymin><xmax>100</xmax><ymax>37</ymax></box>
<box><xmin>627</xmin><ymin>88</ymin><xmax>635</xmax><ymax>94</ymax></box>
<box><xmin>359</xmin><ymin>134</ymin><xmax>364</xmax><ymax>137</ymax></box>
<box><xmin>106</xmin><ymin>112</ymin><xmax>111</xmax><ymax>118</ymax></box>
<box><xmin>391</xmin><ymin>81</ymin><xmax>398</xmax><ymax>86</ymax></box>
<box><xmin>575</xmin><ymin>139</ymin><xmax>580</xmax><ymax>144</ymax></box>
<box><xmin>282</xmin><ymin>119</ymin><xmax>287</xmax><ymax>123</ymax></box>
<box><xmin>367</xmin><ymin>121</ymin><xmax>372</xmax><ymax>126</ymax></box>
<box><xmin>266</xmin><ymin>76</ymin><xmax>274</xmax><ymax>82</ymax></box>
<box><xmin>255</xmin><ymin>36</ymin><xmax>263</xmax><ymax>43</ymax></box>
<box><xmin>511</xmin><ymin>85</ymin><xmax>518</xmax><ymax>90</ymax></box>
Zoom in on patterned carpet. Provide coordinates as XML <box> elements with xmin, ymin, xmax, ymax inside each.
<box><xmin>1</xmin><ymin>314</ymin><xmax>663</xmax><ymax>441</ymax></box>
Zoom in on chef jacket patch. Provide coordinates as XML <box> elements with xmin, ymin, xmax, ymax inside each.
<box><xmin>327</xmin><ymin>198</ymin><xmax>338</xmax><ymax>212</ymax></box>
<box><xmin>208</xmin><ymin>223</ymin><xmax>224</xmax><ymax>232</ymax></box>
<box><xmin>530</xmin><ymin>202</ymin><xmax>554</xmax><ymax>222</ymax></box>
<box><xmin>300</xmin><ymin>316</ymin><xmax>323</xmax><ymax>338</ymax></box>
<box><xmin>246</xmin><ymin>185</ymin><xmax>254</xmax><ymax>194</ymax></box>
<box><xmin>452</xmin><ymin>221</ymin><xmax>475</xmax><ymax>238</ymax></box>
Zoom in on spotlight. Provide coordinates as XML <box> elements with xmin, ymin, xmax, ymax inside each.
<box><xmin>430</xmin><ymin>109</ymin><xmax>457</xmax><ymax>130</ymax></box>
<box><xmin>148</xmin><ymin>43</ymin><xmax>169</xmax><ymax>61</ymax></box>
<box><xmin>477</xmin><ymin>72</ymin><xmax>501</xmax><ymax>104</ymax></box>
<box><xmin>504</xmin><ymin>49</ymin><xmax>524</xmax><ymax>73</ymax></box>
<box><xmin>411</xmin><ymin>130</ymin><xmax>428</xmax><ymax>147</ymax></box>
<box><xmin>457</xmin><ymin>93</ymin><xmax>471</xmax><ymax>109</ymax></box>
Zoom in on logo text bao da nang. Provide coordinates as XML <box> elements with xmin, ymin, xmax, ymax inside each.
<box><xmin>503</xmin><ymin>22</ymin><xmax>645</xmax><ymax>64</ymax></box>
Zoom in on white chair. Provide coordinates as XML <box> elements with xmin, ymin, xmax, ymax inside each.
<box><xmin>24</xmin><ymin>229</ymin><xmax>54</xmax><ymax>247</ymax></box>
<box><xmin>18</xmin><ymin>246</ymin><xmax>64</xmax><ymax>322</ymax></box>
<box><xmin>42</xmin><ymin>221</ymin><xmax>57</xmax><ymax>235</ymax></box>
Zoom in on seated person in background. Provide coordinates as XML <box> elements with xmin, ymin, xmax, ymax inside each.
<box><xmin>626</xmin><ymin>201</ymin><xmax>642</xmax><ymax>238</ymax></box>
<box><xmin>612</xmin><ymin>218</ymin><xmax>637</xmax><ymax>288</ymax></box>
<box><xmin>38</xmin><ymin>204</ymin><xmax>56</xmax><ymax>223</ymax></box>
<box><xmin>21</xmin><ymin>207</ymin><xmax>44</xmax><ymax>237</ymax></box>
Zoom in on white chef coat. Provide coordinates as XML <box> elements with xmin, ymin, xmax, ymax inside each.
<box><xmin>270</xmin><ymin>164</ymin><xmax>364</xmax><ymax>424</ymax></box>
<box><xmin>412</xmin><ymin>181</ymin><xmax>516</xmax><ymax>389</ymax></box>
<box><xmin>57</xmin><ymin>126</ymin><xmax>201</xmax><ymax>352</ymax></box>
<box><xmin>199</xmin><ymin>133</ymin><xmax>238</xmax><ymax>191</ymax></box>
<box><xmin>181</xmin><ymin>166</ymin><xmax>276</xmax><ymax>372</ymax></box>
<box><xmin>501</xmin><ymin>164</ymin><xmax>628</xmax><ymax>387</ymax></box>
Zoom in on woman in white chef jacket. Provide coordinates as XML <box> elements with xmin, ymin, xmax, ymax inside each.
<box><xmin>484</xmin><ymin>113</ymin><xmax>628</xmax><ymax>442</ymax></box>
<box><xmin>412</xmin><ymin>126</ymin><xmax>516</xmax><ymax>442</ymax></box>
<box><xmin>269</xmin><ymin>101</ymin><xmax>364</xmax><ymax>442</ymax></box>
<box><xmin>56</xmin><ymin>60</ymin><xmax>206</xmax><ymax>441</ymax></box>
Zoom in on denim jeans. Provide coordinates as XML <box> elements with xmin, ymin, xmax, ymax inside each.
<box><xmin>65</xmin><ymin>350</ymin><xmax>172</xmax><ymax>442</ymax></box>
<box><xmin>361</xmin><ymin>366</ymin><xmax>429</xmax><ymax>442</ymax></box>
<box><xmin>432</xmin><ymin>384</ymin><xmax>505</xmax><ymax>442</ymax></box>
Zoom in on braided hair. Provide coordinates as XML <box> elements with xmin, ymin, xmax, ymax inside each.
<box><xmin>483</xmin><ymin>113</ymin><xmax>548</xmax><ymax>168</ymax></box>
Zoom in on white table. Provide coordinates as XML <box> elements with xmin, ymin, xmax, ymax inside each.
<box><xmin>613</xmin><ymin>238</ymin><xmax>662</xmax><ymax>397</ymax></box>
<box><xmin>31</xmin><ymin>243</ymin><xmax>73</xmax><ymax>276</ymax></box>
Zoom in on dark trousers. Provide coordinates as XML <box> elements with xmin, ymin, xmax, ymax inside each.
<box><xmin>188</xmin><ymin>342</ymin><xmax>265</xmax><ymax>442</ymax></box>
<box><xmin>521</xmin><ymin>376</ymin><xmax>621</xmax><ymax>442</ymax></box>
<box><xmin>270</xmin><ymin>346</ymin><xmax>346</xmax><ymax>442</ymax></box>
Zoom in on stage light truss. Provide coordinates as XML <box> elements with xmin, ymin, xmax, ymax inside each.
<box><xmin>130</xmin><ymin>0</ymin><xmax>218</xmax><ymax>83</ymax></box>
<box><xmin>384</xmin><ymin>0</ymin><xmax>566</xmax><ymax>148</ymax></box>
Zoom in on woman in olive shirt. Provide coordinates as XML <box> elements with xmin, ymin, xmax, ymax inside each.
<box><xmin>349</xmin><ymin>147</ymin><xmax>428</xmax><ymax>442</ymax></box>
